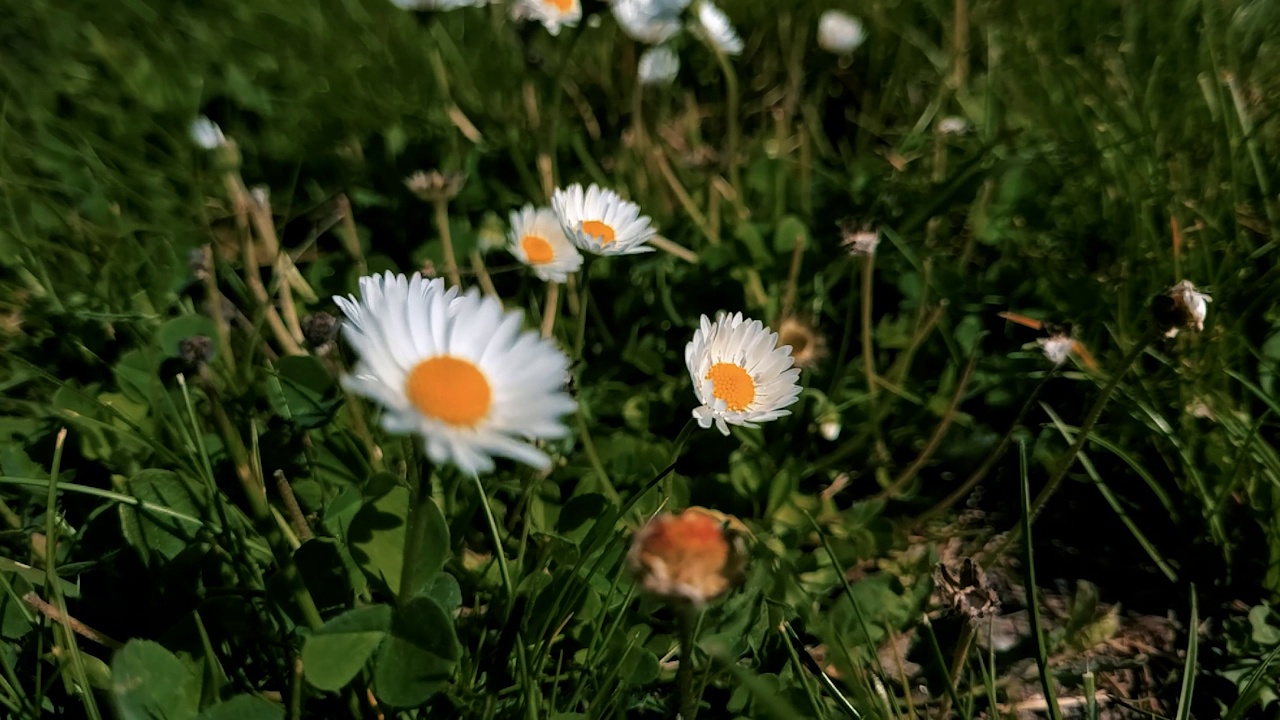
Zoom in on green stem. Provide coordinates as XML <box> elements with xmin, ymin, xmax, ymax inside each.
<box><xmin>398</xmin><ymin>459</ymin><xmax>437</xmax><ymax>602</ymax></box>
<box><xmin>676</xmin><ymin>605</ymin><xmax>701</xmax><ymax>720</ymax></box>
<box><xmin>471</xmin><ymin>473</ymin><xmax>515</xmax><ymax>606</ymax></box>
<box><xmin>711</xmin><ymin>46</ymin><xmax>742</xmax><ymax>193</ymax></box>
<box><xmin>573</xmin><ymin>261</ymin><xmax>592</xmax><ymax>361</ymax></box>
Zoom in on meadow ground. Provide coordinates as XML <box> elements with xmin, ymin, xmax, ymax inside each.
<box><xmin>3</xmin><ymin>0</ymin><xmax>1280</xmax><ymax>717</ymax></box>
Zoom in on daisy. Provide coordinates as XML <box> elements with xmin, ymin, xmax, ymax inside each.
<box><xmin>638</xmin><ymin>45</ymin><xmax>680</xmax><ymax>85</ymax></box>
<box><xmin>694</xmin><ymin>1</ymin><xmax>743</xmax><ymax>56</ymax></box>
<box><xmin>686</xmin><ymin>312</ymin><xmax>802</xmax><ymax>435</ymax></box>
<box><xmin>611</xmin><ymin>0</ymin><xmax>688</xmax><ymax>44</ymax></box>
<box><xmin>817</xmin><ymin>10</ymin><xmax>866</xmax><ymax>55</ymax></box>
<box><xmin>334</xmin><ymin>272</ymin><xmax>576</xmax><ymax>475</ymax></box>
<box><xmin>507</xmin><ymin>205</ymin><xmax>583</xmax><ymax>283</ymax></box>
<box><xmin>513</xmin><ymin>0</ymin><xmax>581</xmax><ymax>35</ymax></box>
<box><xmin>551</xmin><ymin>183</ymin><xmax>657</xmax><ymax>256</ymax></box>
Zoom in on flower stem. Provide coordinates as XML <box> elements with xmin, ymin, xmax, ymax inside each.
<box><xmin>573</xmin><ymin>262</ymin><xmax>592</xmax><ymax>361</ymax></box>
<box><xmin>398</xmin><ymin>458</ymin><xmax>436</xmax><ymax>602</ymax></box>
<box><xmin>676</xmin><ymin>605</ymin><xmax>701</xmax><ymax>720</ymax></box>
<box><xmin>541</xmin><ymin>281</ymin><xmax>560</xmax><ymax>339</ymax></box>
<box><xmin>711</xmin><ymin>47</ymin><xmax>741</xmax><ymax>193</ymax></box>
<box><xmin>433</xmin><ymin>199</ymin><xmax>463</xmax><ymax>289</ymax></box>
<box><xmin>471</xmin><ymin>472</ymin><xmax>515</xmax><ymax>606</ymax></box>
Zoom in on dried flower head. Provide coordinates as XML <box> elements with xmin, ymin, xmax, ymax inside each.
<box><xmin>405</xmin><ymin>170</ymin><xmax>466</xmax><ymax>203</ymax></box>
<box><xmin>1153</xmin><ymin>280</ymin><xmax>1211</xmax><ymax>338</ymax></box>
<box><xmin>839</xmin><ymin>220</ymin><xmax>879</xmax><ymax>257</ymax></box>
<box><xmin>775</xmin><ymin>315</ymin><xmax>827</xmax><ymax>369</ymax></box>
<box><xmin>178</xmin><ymin>336</ymin><xmax>215</xmax><ymax>371</ymax></box>
<box><xmin>301</xmin><ymin>312</ymin><xmax>340</xmax><ymax>348</ymax></box>
<box><xmin>627</xmin><ymin>507</ymin><xmax>747</xmax><ymax>607</ymax></box>
<box><xmin>932</xmin><ymin>557</ymin><xmax>999</xmax><ymax>625</ymax></box>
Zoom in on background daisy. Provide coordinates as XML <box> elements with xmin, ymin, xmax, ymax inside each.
<box><xmin>335</xmin><ymin>271</ymin><xmax>576</xmax><ymax>475</ymax></box>
<box><xmin>552</xmin><ymin>183</ymin><xmax>657</xmax><ymax>256</ymax></box>
<box><xmin>507</xmin><ymin>205</ymin><xmax>583</xmax><ymax>283</ymax></box>
<box><xmin>513</xmin><ymin>0</ymin><xmax>581</xmax><ymax>35</ymax></box>
<box><xmin>686</xmin><ymin>312</ymin><xmax>802</xmax><ymax>435</ymax></box>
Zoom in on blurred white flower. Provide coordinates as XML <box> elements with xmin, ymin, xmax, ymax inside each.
<box><xmin>189</xmin><ymin>116</ymin><xmax>226</xmax><ymax>151</ymax></box>
<box><xmin>694</xmin><ymin>1</ymin><xmax>743</xmax><ymax>55</ymax></box>
<box><xmin>513</xmin><ymin>0</ymin><xmax>581</xmax><ymax>35</ymax></box>
<box><xmin>507</xmin><ymin>205</ymin><xmax>583</xmax><ymax>283</ymax></box>
<box><xmin>612</xmin><ymin>0</ymin><xmax>687</xmax><ymax>44</ymax></box>
<box><xmin>638</xmin><ymin>45</ymin><xmax>680</xmax><ymax>85</ymax></box>
<box><xmin>819</xmin><ymin>418</ymin><xmax>841</xmax><ymax>441</ymax></box>
<box><xmin>391</xmin><ymin>0</ymin><xmax>486</xmax><ymax>9</ymax></box>
<box><xmin>817</xmin><ymin>10</ymin><xmax>865</xmax><ymax>54</ymax></box>
<box><xmin>1036</xmin><ymin>335</ymin><xmax>1074</xmax><ymax>365</ymax></box>
<box><xmin>937</xmin><ymin>116</ymin><xmax>972</xmax><ymax>135</ymax></box>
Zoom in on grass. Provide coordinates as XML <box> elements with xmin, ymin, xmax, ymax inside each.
<box><xmin>3</xmin><ymin>0</ymin><xmax>1280</xmax><ymax>717</ymax></box>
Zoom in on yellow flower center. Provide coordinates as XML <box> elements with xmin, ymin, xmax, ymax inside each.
<box><xmin>521</xmin><ymin>234</ymin><xmax>555</xmax><ymax>265</ymax></box>
<box><xmin>546</xmin><ymin>0</ymin><xmax>573</xmax><ymax>10</ymax></box>
<box><xmin>581</xmin><ymin>220</ymin><xmax>616</xmax><ymax>245</ymax></box>
<box><xmin>706</xmin><ymin>362</ymin><xmax>755</xmax><ymax>412</ymax></box>
<box><xmin>405</xmin><ymin>356</ymin><xmax>491</xmax><ymax>427</ymax></box>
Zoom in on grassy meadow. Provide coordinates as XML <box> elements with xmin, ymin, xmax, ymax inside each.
<box><xmin>4</xmin><ymin>0</ymin><xmax>1280</xmax><ymax>717</ymax></box>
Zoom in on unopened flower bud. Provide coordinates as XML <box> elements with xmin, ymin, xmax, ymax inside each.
<box><xmin>301</xmin><ymin>312</ymin><xmax>340</xmax><ymax>348</ymax></box>
<box><xmin>627</xmin><ymin>507</ymin><xmax>747</xmax><ymax>608</ymax></box>
<box><xmin>817</xmin><ymin>10</ymin><xmax>866</xmax><ymax>55</ymax></box>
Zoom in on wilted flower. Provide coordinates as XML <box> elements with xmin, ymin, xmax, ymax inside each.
<box><xmin>189</xmin><ymin>116</ymin><xmax>226</xmax><ymax>151</ymax></box>
<box><xmin>817</xmin><ymin>10</ymin><xmax>865</xmax><ymax>54</ymax></box>
<box><xmin>999</xmin><ymin>313</ymin><xmax>1099</xmax><ymax>372</ymax></box>
<box><xmin>301</xmin><ymin>312</ymin><xmax>341</xmax><ymax>348</ymax></box>
<box><xmin>1154</xmin><ymin>279</ymin><xmax>1211</xmax><ymax>338</ymax></box>
<box><xmin>178</xmin><ymin>336</ymin><xmax>215</xmax><ymax>372</ymax></box>
<box><xmin>333</xmin><ymin>272</ymin><xmax>576</xmax><ymax>475</ymax></box>
<box><xmin>551</xmin><ymin>183</ymin><xmax>657</xmax><ymax>256</ymax></box>
<box><xmin>405</xmin><ymin>170</ymin><xmax>466</xmax><ymax>203</ymax></box>
<box><xmin>627</xmin><ymin>507</ymin><xmax>747</xmax><ymax>607</ymax></box>
<box><xmin>686</xmin><ymin>312</ymin><xmax>802</xmax><ymax>435</ymax></box>
<box><xmin>611</xmin><ymin>0</ymin><xmax>688</xmax><ymax>44</ymax></box>
<box><xmin>638</xmin><ymin>45</ymin><xmax>680</xmax><ymax>85</ymax></box>
<box><xmin>694</xmin><ymin>1</ymin><xmax>743</xmax><ymax>55</ymax></box>
<box><xmin>839</xmin><ymin>221</ymin><xmax>880</xmax><ymax>257</ymax></box>
<box><xmin>932</xmin><ymin>557</ymin><xmax>1000</xmax><ymax>625</ymax></box>
<box><xmin>775</xmin><ymin>315</ymin><xmax>827</xmax><ymax>370</ymax></box>
<box><xmin>513</xmin><ymin>0</ymin><xmax>581</xmax><ymax>35</ymax></box>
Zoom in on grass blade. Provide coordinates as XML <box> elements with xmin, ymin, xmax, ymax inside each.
<box><xmin>1174</xmin><ymin>585</ymin><xmax>1198</xmax><ymax>720</ymax></box>
<box><xmin>1020</xmin><ymin>439</ymin><xmax>1063</xmax><ymax>720</ymax></box>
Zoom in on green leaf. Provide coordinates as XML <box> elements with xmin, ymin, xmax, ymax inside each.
<box><xmin>372</xmin><ymin>596</ymin><xmax>459</xmax><ymax>707</ymax></box>
<box><xmin>773</xmin><ymin>215</ymin><xmax>809</xmax><ymax>254</ymax></box>
<box><xmin>423</xmin><ymin>572</ymin><xmax>462</xmax><ymax>615</ymax></box>
<box><xmin>301</xmin><ymin>604</ymin><xmax>393</xmax><ymax>692</ymax></box>
<box><xmin>119</xmin><ymin>469</ymin><xmax>208</xmax><ymax>564</ymax></box>
<box><xmin>266</xmin><ymin>355</ymin><xmax>342</xmax><ymax>429</ymax></box>
<box><xmin>556</xmin><ymin>494</ymin><xmax>609</xmax><ymax>543</ymax></box>
<box><xmin>111</xmin><ymin>640</ymin><xmax>200</xmax><ymax>720</ymax></box>
<box><xmin>197</xmin><ymin>694</ymin><xmax>284</xmax><ymax>720</ymax></box>
<box><xmin>295</xmin><ymin>538</ymin><xmax>363</xmax><ymax>613</ymax></box>
<box><xmin>348</xmin><ymin>485</ymin><xmax>409</xmax><ymax>596</ymax></box>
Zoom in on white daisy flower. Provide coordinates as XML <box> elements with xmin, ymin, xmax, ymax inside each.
<box><xmin>551</xmin><ymin>183</ymin><xmax>657</xmax><ymax>256</ymax></box>
<box><xmin>817</xmin><ymin>10</ymin><xmax>866</xmax><ymax>54</ymax></box>
<box><xmin>685</xmin><ymin>313</ymin><xmax>802</xmax><ymax>435</ymax></box>
<box><xmin>694</xmin><ymin>1</ymin><xmax>743</xmax><ymax>56</ymax></box>
<box><xmin>334</xmin><ymin>272</ymin><xmax>576</xmax><ymax>475</ymax></box>
<box><xmin>507</xmin><ymin>205</ymin><xmax>583</xmax><ymax>283</ymax></box>
<box><xmin>189</xmin><ymin>116</ymin><xmax>226</xmax><ymax>151</ymax></box>
<box><xmin>638</xmin><ymin>45</ymin><xmax>680</xmax><ymax>85</ymax></box>
<box><xmin>611</xmin><ymin>0</ymin><xmax>688</xmax><ymax>44</ymax></box>
<box><xmin>513</xmin><ymin>0</ymin><xmax>581</xmax><ymax>35</ymax></box>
